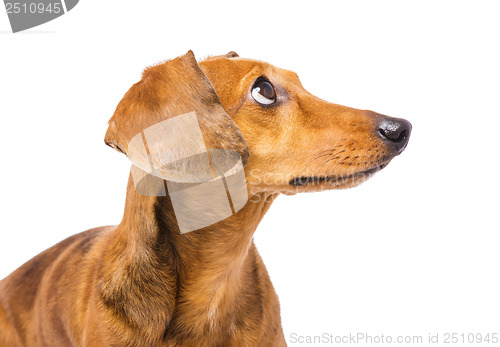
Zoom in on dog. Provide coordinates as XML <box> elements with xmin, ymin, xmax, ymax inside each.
<box><xmin>0</xmin><ymin>51</ymin><xmax>411</xmax><ymax>346</ymax></box>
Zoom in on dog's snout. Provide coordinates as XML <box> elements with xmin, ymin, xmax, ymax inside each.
<box><xmin>377</xmin><ymin>117</ymin><xmax>412</xmax><ymax>153</ymax></box>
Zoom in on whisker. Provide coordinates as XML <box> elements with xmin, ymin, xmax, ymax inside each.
<box><xmin>344</xmin><ymin>157</ymin><xmax>357</xmax><ymax>172</ymax></box>
<box><xmin>321</xmin><ymin>150</ymin><xmax>346</xmax><ymax>164</ymax></box>
<box><xmin>310</xmin><ymin>148</ymin><xmax>346</xmax><ymax>168</ymax></box>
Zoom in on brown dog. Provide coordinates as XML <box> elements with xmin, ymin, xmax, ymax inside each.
<box><xmin>0</xmin><ymin>51</ymin><xmax>411</xmax><ymax>346</ymax></box>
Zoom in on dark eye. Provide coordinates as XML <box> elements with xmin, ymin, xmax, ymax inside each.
<box><xmin>251</xmin><ymin>78</ymin><xmax>276</xmax><ymax>105</ymax></box>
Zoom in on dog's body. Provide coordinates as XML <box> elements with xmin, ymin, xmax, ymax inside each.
<box><xmin>0</xmin><ymin>52</ymin><xmax>411</xmax><ymax>346</ymax></box>
<box><xmin>0</xmin><ymin>195</ymin><xmax>281</xmax><ymax>347</ymax></box>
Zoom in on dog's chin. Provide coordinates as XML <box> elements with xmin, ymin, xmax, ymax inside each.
<box><xmin>284</xmin><ymin>161</ymin><xmax>390</xmax><ymax>194</ymax></box>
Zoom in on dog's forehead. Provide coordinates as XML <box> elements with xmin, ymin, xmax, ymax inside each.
<box><xmin>200</xmin><ymin>57</ymin><xmax>300</xmax><ymax>84</ymax></box>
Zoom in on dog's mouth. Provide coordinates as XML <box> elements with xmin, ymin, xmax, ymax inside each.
<box><xmin>289</xmin><ymin>162</ymin><xmax>389</xmax><ymax>187</ymax></box>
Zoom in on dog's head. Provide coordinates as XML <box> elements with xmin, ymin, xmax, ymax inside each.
<box><xmin>199</xmin><ymin>52</ymin><xmax>411</xmax><ymax>194</ymax></box>
<box><xmin>106</xmin><ymin>51</ymin><xmax>411</xmax><ymax>196</ymax></box>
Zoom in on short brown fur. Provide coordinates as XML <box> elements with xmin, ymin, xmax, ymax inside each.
<box><xmin>0</xmin><ymin>51</ymin><xmax>409</xmax><ymax>346</ymax></box>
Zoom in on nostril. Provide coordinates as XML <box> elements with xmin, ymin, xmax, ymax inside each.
<box><xmin>378</xmin><ymin>127</ymin><xmax>389</xmax><ymax>140</ymax></box>
<box><xmin>379</xmin><ymin>127</ymin><xmax>408</xmax><ymax>143</ymax></box>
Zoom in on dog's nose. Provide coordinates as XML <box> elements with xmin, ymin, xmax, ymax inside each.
<box><xmin>377</xmin><ymin>117</ymin><xmax>412</xmax><ymax>153</ymax></box>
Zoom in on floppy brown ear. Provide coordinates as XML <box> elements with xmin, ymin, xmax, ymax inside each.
<box><xmin>105</xmin><ymin>50</ymin><xmax>249</xmax><ymax>182</ymax></box>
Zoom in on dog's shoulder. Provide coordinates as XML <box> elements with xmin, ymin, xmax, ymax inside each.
<box><xmin>0</xmin><ymin>226</ymin><xmax>113</xmax><ymax>310</ymax></box>
<box><xmin>0</xmin><ymin>226</ymin><xmax>115</xmax><ymax>345</ymax></box>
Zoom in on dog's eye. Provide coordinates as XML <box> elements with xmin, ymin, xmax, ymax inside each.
<box><xmin>251</xmin><ymin>78</ymin><xmax>276</xmax><ymax>105</ymax></box>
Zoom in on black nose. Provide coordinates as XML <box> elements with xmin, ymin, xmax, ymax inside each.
<box><xmin>377</xmin><ymin>117</ymin><xmax>412</xmax><ymax>153</ymax></box>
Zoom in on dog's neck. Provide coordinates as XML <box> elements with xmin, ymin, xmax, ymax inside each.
<box><xmin>98</xmin><ymin>172</ymin><xmax>277</xmax><ymax>343</ymax></box>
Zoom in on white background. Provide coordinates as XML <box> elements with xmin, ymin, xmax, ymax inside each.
<box><xmin>1</xmin><ymin>1</ymin><xmax>499</xmax><ymax>346</ymax></box>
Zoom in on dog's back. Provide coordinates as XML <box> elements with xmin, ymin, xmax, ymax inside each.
<box><xmin>0</xmin><ymin>227</ymin><xmax>110</xmax><ymax>346</ymax></box>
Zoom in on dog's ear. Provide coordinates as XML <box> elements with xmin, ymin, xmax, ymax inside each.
<box><xmin>223</xmin><ymin>51</ymin><xmax>239</xmax><ymax>58</ymax></box>
<box><xmin>205</xmin><ymin>51</ymin><xmax>239</xmax><ymax>60</ymax></box>
<box><xmin>105</xmin><ymin>50</ymin><xmax>248</xmax><ymax>182</ymax></box>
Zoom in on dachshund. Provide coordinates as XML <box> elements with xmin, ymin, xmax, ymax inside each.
<box><xmin>0</xmin><ymin>51</ymin><xmax>411</xmax><ymax>346</ymax></box>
